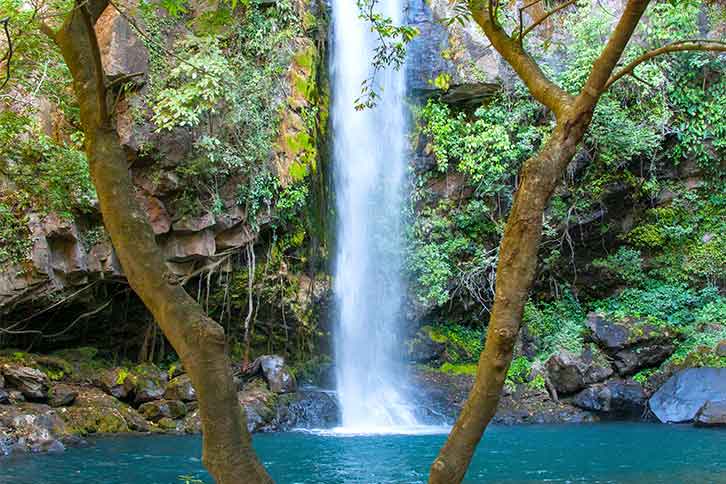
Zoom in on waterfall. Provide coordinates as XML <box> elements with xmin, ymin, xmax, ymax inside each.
<box><xmin>330</xmin><ymin>0</ymin><xmax>418</xmax><ymax>431</ymax></box>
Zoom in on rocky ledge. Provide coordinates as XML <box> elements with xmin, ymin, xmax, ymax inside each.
<box><xmin>0</xmin><ymin>353</ymin><xmax>337</xmax><ymax>457</ymax></box>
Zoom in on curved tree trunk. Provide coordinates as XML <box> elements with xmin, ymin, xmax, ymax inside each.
<box><xmin>428</xmin><ymin>122</ymin><xmax>584</xmax><ymax>484</ymax></box>
<box><xmin>429</xmin><ymin>1</ymin><xmax>653</xmax><ymax>481</ymax></box>
<box><xmin>45</xmin><ymin>4</ymin><xmax>273</xmax><ymax>483</ymax></box>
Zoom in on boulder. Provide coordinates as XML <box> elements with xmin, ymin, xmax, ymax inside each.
<box><xmin>164</xmin><ymin>375</ymin><xmax>196</xmax><ymax>402</ymax></box>
<box><xmin>1</xmin><ymin>365</ymin><xmax>50</xmax><ymax>401</ymax></box>
<box><xmin>130</xmin><ymin>364</ymin><xmax>168</xmax><ymax>405</ymax></box>
<box><xmin>572</xmin><ymin>380</ymin><xmax>647</xmax><ymax>417</ymax></box>
<box><xmin>138</xmin><ymin>400</ymin><xmax>187</xmax><ymax>422</ymax></box>
<box><xmin>545</xmin><ymin>350</ymin><xmax>613</xmax><ymax>396</ymax></box>
<box><xmin>98</xmin><ymin>368</ymin><xmax>134</xmax><ymax>400</ymax></box>
<box><xmin>238</xmin><ymin>380</ymin><xmax>278</xmax><ymax>432</ymax></box>
<box><xmin>649</xmin><ymin>368</ymin><xmax>726</xmax><ymax>423</ymax></box>
<box><xmin>406</xmin><ymin>328</ymin><xmax>446</xmax><ymax>363</ymax></box>
<box><xmin>48</xmin><ymin>384</ymin><xmax>78</xmax><ymax>407</ymax></box>
<box><xmin>60</xmin><ymin>387</ymin><xmax>149</xmax><ymax>434</ymax></box>
<box><xmin>273</xmin><ymin>390</ymin><xmax>339</xmax><ymax>430</ymax></box>
<box><xmin>694</xmin><ymin>401</ymin><xmax>726</xmax><ymax>427</ymax></box>
<box><xmin>251</xmin><ymin>355</ymin><xmax>297</xmax><ymax>394</ymax></box>
<box><xmin>716</xmin><ymin>340</ymin><xmax>726</xmax><ymax>357</ymax></box>
<box><xmin>95</xmin><ymin>4</ymin><xmax>148</xmax><ymax>81</ymax></box>
<box><xmin>0</xmin><ymin>389</ymin><xmax>9</xmax><ymax>405</ymax></box>
<box><xmin>586</xmin><ymin>313</ymin><xmax>678</xmax><ymax>375</ymax></box>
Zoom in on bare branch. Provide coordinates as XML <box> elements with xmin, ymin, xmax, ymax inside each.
<box><xmin>575</xmin><ymin>0</ymin><xmax>651</xmax><ymax>111</ymax></box>
<box><xmin>0</xmin><ymin>17</ymin><xmax>12</xmax><ymax>92</ymax></box>
<box><xmin>521</xmin><ymin>0</ymin><xmax>577</xmax><ymax>41</ymax></box>
<box><xmin>469</xmin><ymin>1</ymin><xmax>574</xmax><ymax>117</ymax></box>
<box><xmin>605</xmin><ymin>40</ymin><xmax>726</xmax><ymax>89</ymax></box>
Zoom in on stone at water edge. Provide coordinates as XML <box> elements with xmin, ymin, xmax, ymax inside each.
<box><xmin>545</xmin><ymin>350</ymin><xmax>613</xmax><ymax>396</ymax></box>
<box><xmin>649</xmin><ymin>368</ymin><xmax>726</xmax><ymax>423</ymax></box>
<box><xmin>694</xmin><ymin>401</ymin><xmax>726</xmax><ymax>427</ymax></box>
<box><xmin>1</xmin><ymin>364</ymin><xmax>50</xmax><ymax>401</ymax></box>
<box><xmin>572</xmin><ymin>380</ymin><xmax>647</xmax><ymax>417</ymax></box>
<box><xmin>716</xmin><ymin>340</ymin><xmax>726</xmax><ymax>357</ymax></box>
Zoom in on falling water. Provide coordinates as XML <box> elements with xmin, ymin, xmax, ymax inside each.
<box><xmin>331</xmin><ymin>0</ymin><xmax>418</xmax><ymax>431</ymax></box>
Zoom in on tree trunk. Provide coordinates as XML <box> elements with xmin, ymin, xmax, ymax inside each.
<box><xmin>429</xmin><ymin>121</ymin><xmax>586</xmax><ymax>484</ymax></box>
<box><xmin>47</xmin><ymin>5</ymin><xmax>273</xmax><ymax>483</ymax></box>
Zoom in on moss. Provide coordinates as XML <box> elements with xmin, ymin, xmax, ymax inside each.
<box><xmin>63</xmin><ymin>407</ymin><xmax>130</xmax><ymax>435</ymax></box>
<box><xmin>438</xmin><ymin>362</ymin><xmax>478</xmax><ymax>376</ymax></box>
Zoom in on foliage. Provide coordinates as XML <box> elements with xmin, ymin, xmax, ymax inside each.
<box><xmin>523</xmin><ymin>293</ymin><xmax>586</xmax><ymax>358</ymax></box>
<box><xmin>428</xmin><ymin>323</ymin><xmax>484</xmax><ymax>363</ymax></box>
<box><xmin>592</xmin><ymin>247</ymin><xmax>645</xmax><ymax>284</ymax></box>
<box><xmin>505</xmin><ymin>356</ymin><xmax>532</xmax><ymax>385</ymax></box>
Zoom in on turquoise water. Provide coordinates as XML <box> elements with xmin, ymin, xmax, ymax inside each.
<box><xmin>1</xmin><ymin>424</ymin><xmax>725</xmax><ymax>483</ymax></box>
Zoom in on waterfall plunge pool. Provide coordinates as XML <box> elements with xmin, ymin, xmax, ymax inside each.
<box><xmin>1</xmin><ymin>423</ymin><xmax>724</xmax><ymax>483</ymax></box>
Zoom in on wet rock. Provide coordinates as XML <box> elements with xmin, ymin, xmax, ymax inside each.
<box><xmin>716</xmin><ymin>340</ymin><xmax>726</xmax><ymax>357</ymax></box>
<box><xmin>182</xmin><ymin>410</ymin><xmax>201</xmax><ymax>434</ymax></box>
<box><xmin>239</xmin><ymin>380</ymin><xmax>277</xmax><ymax>432</ymax></box>
<box><xmin>138</xmin><ymin>400</ymin><xmax>187</xmax><ymax>422</ymax></box>
<box><xmin>157</xmin><ymin>417</ymin><xmax>178</xmax><ymax>431</ymax></box>
<box><xmin>649</xmin><ymin>368</ymin><xmax>726</xmax><ymax>423</ymax></box>
<box><xmin>0</xmin><ymin>408</ymin><xmax>69</xmax><ymax>455</ymax></box>
<box><xmin>572</xmin><ymin>380</ymin><xmax>647</xmax><ymax>417</ymax></box>
<box><xmin>406</xmin><ymin>327</ymin><xmax>446</xmax><ymax>363</ymax></box>
<box><xmin>545</xmin><ymin>351</ymin><xmax>613</xmax><ymax>396</ymax></box>
<box><xmin>0</xmin><ymin>389</ymin><xmax>9</xmax><ymax>405</ymax></box>
<box><xmin>48</xmin><ymin>385</ymin><xmax>78</xmax><ymax>408</ymax></box>
<box><xmin>274</xmin><ymin>390</ymin><xmax>339</xmax><ymax>430</ymax></box>
<box><xmin>586</xmin><ymin>313</ymin><xmax>678</xmax><ymax>375</ymax></box>
<box><xmin>164</xmin><ymin>374</ymin><xmax>196</xmax><ymax>402</ymax></box>
<box><xmin>251</xmin><ymin>355</ymin><xmax>296</xmax><ymax>394</ymax></box>
<box><xmin>1</xmin><ymin>365</ymin><xmax>50</xmax><ymax>401</ymax></box>
<box><xmin>694</xmin><ymin>401</ymin><xmax>726</xmax><ymax>427</ymax></box>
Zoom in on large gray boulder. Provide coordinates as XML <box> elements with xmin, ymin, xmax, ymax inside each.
<box><xmin>649</xmin><ymin>368</ymin><xmax>726</xmax><ymax>423</ymax></box>
<box><xmin>1</xmin><ymin>365</ymin><xmax>50</xmax><ymax>401</ymax></box>
<box><xmin>545</xmin><ymin>350</ymin><xmax>613</xmax><ymax>396</ymax></box>
<box><xmin>252</xmin><ymin>355</ymin><xmax>297</xmax><ymax>394</ymax></box>
<box><xmin>694</xmin><ymin>401</ymin><xmax>726</xmax><ymax>427</ymax></box>
<box><xmin>587</xmin><ymin>313</ymin><xmax>678</xmax><ymax>375</ymax></box>
<box><xmin>164</xmin><ymin>374</ymin><xmax>196</xmax><ymax>402</ymax></box>
<box><xmin>573</xmin><ymin>380</ymin><xmax>647</xmax><ymax>417</ymax></box>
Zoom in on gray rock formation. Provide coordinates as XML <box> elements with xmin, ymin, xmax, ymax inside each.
<box><xmin>649</xmin><ymin>368</ymin><xmax>726</xmax><ymax>423</ymax></box>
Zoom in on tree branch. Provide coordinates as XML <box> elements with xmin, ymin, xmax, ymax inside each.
<box><xmin>521</xmin><ymin>0</ymin><xmax>577</xmax><ymax>41</ymax></box>
<box><xmin>469</xmin><ymin>1</ymin><xmax>574</xmax><ymax>117</ymax></box>
<box><xmin>605</xmin><ymin>40</ymin><xmax>726</xmax><ymax>89</ymax></box>
<box><xmin>575</xmin><ymin>0</ymin><xmax>651</xmax><ymax>111</ymax></box>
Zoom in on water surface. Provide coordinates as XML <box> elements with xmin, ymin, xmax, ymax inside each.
<box><xmin>1</xmin><ymin>424</ymin><xmax>724</xmax><ymax>483</ymax></box>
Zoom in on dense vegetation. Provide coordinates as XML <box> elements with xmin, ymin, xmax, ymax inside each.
<box><xmin>407</xmin><ymin>0</ymin><xmax>726</xmax><ymax>379</ymax></box>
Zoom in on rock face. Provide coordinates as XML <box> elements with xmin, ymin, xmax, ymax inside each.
<box><xmin>545</xmin><ymin>351</ymin><xmax>613</xmax><ymax>396</ymax></box>
<box><xmin>649</xmin><ymin>368</ymin><xmax>726</xmax><ymax>423</ymax></box>
<box><xmin>694</xmin><ymin>401</ymin><xmax>726</xmax><ymax>427</ymax></box>
<box><xmin>572</xmin><ymin>380</ymin><xmax>647</xmax><ymax>417</ymax></box>
<box><xmin>586</xmin><ymin>313</ymin><xmax>678</xmax><ymax>375</ymax></box>
<box><xmin>406</xmin><ymin>328</ymin><xmax>446</xmax><ymax>363</ymax></box>
<box><xmin>253</xmin><ymin>355</ymin><xmax>297</xmax><ymax>394</ymax></box>
<box><xmin>1</xmin><ymin>365</ymin><xmax>50</xmax><ymax>401</ymax></box>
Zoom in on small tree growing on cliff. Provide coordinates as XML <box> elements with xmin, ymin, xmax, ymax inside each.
<box><xmin>426</xmin><ymin>1</ymin><xmax>726</xmax><ymax>483</ymax></box>
<box><xmin>23</xmin><ymin>1</ymin><xmax>273</xmax><ymax>482</ymax></box>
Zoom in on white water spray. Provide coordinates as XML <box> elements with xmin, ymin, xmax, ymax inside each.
<box><xmin>331</xmin><ymin>0</ymin><xmax>419</xmax><ymax>432</ymax></box>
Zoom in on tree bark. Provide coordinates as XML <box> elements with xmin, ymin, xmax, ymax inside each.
<box><xmin>430</xmin><ymin>1</ymin><xmax>655</xmax><ymax>481</ymax></box>
<box><xmin>46</xmin><ymin>4</ymin><xmax>273</xmax><ymax>483</ymax></box>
